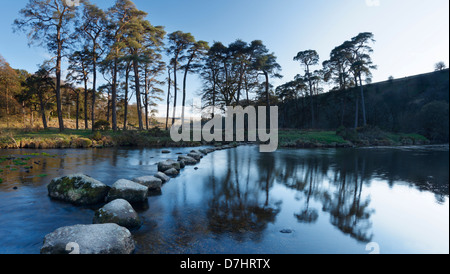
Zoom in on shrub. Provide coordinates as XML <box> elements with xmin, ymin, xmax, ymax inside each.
<box><xmin>92</xmin><ymin>131</ymin><xmax>103</xmax><ymax>141</ymax></box>
<box><xmin>93</xmin><ymin>120</ymin><xmax>111</xmax><ymax>131</ymax></box>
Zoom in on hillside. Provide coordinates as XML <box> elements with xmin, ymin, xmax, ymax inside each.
<box><xmin>279</xmin><ymin>69</ymin><xmax>449</xmax><ymax>143</ymax></box>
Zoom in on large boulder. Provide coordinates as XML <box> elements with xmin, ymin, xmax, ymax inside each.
<box><xmin>93</xmin><ymin>199</ymin><xmax>141</xmax><ymax>229</ymax></box>
<box><xmin>132</xmin><ymin>176</ymin><xmax>162</xmax><ymax>192</ymax></box>
<box><xmin>164</xmin><ymin>168</ymin><xmax>179</xmax><ymax>177</ymax></box>
<box><xmin>40</xmin><ymin>224</ymin><xmax>135</xmax><ymax>254</ymax></box>
<box><xmin>47</xmin><ymin>174</ymin><xmax>110</xmax><ymax>205</ymax></box>
<box><xmin>154</xmin><ymin>172</ymin><xmax>170</xmax><ymax>184</ymax></box>
<box><xmin>157</xmin><ymin>160</ymin><xmax>181</xmax><ymax>172</ymax></box>
<box><xmin>106</xmin><ymin>179</ymin><xmax>148</xmax><ymax>204</ymax></box>
<box><xmin>178</xmin><ymin>155</ymin><xmax>198</xmax><ymax>165</ymax></box>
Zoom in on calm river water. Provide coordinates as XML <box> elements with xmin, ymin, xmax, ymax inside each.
<box><xmin>0</xmin><ymin>145</ymin><xmax>448</xmax><ymax>254</ymax></box>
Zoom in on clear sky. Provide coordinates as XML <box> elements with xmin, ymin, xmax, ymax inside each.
<box><xmin>0</xmin><ymin>0</ymin><xmax>449</xmax><ymax>113</ymax></box>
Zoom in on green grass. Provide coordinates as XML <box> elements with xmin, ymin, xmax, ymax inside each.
<box><xmin>385</xmin><ymin>133</ymin><xmax>429</xmax><ymax>143</ymax></box>
<box><xmin>279</xmin><ymin>130</ymin><xmax>348</xmax><ymax>146</ymax></box>
<box><xmin>37</xmin><ymin>174</ymin><xmax>48</xmax><ymax>178</ymax></box>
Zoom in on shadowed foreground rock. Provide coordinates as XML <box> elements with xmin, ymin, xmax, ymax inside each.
<box><xmin>106</xmin><ymin>179</ymin><xmax>148</xmax><ymax>203</ymax></box>
<box><xmin>40</xmin><ymin>224</ymin><xmax>135</xmax><ymax>254</ymax></box>
<box><xmin>47</xmin><ymin>174</ymin><xmax>110</xmax><ymax>205</ymax></box>
<box><xmin>93</xmin><ymin>199</ymin><xmax>141</xmax><ymax>229</ymax></box>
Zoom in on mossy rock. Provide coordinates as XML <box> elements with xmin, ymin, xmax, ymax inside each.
<box><xmin>47</xmin><ymin>174</ymin><xmax>110</xmax><ymax>205</ymax></box>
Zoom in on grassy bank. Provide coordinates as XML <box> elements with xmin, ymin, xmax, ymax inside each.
<box><xmin>0</xmin><ymin>128</ymin><xmax>201</xmax><ymax>149</ymax></box>
<box><xmin>0</xmin><ymin>126</ymin><xmax>431</xmax><ymax>149</ymax></box>
<box><xmin>278</xmin><ymin>127</ymin><xmax>430</xmax><ymax>148</ymax></box>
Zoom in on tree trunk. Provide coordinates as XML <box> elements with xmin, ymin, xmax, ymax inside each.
<box><xmin>359</xmin><ymin>75</ymin><xmax>367</xmax><ymax>126</ymax></box>
<box><xmin>171</xmin><ymin>59</ymin><xmax>178</xmax><ymax>126</ymax></box>
<box><xmin>264</xmin><ymin>71</ymin><xmax>271</xmax><ymax>128</ymax></box>
<box><xmin>56</xmin><ymin>33</ymin><xmax>65</xmax><ymax>132</ymax></box>
<box><xmin>144</xmin><ymin>68</ymin><xmax>149</xmax><ymax>131</ymax></box>
<box><xmin>165</xmin><ymin>68</ymin><xmax>171</xmax><ymax>130</ymax></box>
<box><xmin>133</xmin><ymin>59</ymin><xmax>144</xmax><ymax>130</ymax></box>
<box><xmin>123</xmin><ymin>66</ymin><xmax>130</xmax><ymax>131</ymax></box>
<box><xmin>111</xmin><ymin>58</ymin><xmax>118</xmax><ymax>131</ymax></box>
<box><xmin>91</xmin><ymin>45</ymin><xmax>98</xmax><ymax>132</ymax></box>
<box><xmin>307</xmin><ymin>67</ymin><xmax>315</xmax><ymax>129</ymax></box>
<box><xmin>182</xmin><ymin>59</ymin><xmax>192</xmax><ymax>123</ymax></box>
<box><xmin>76</xmin><ymin>92</ymin><xmax>79</xmax><ymax>130</ymax></box>
<box><xmin>106</xmin><ymin>90</ymin><xmax>110</xmax><ymax>123</ymax></box>
<box><xmin>84</xmin><ymin>77</ymin><xmax>89</xmax><ymax>129</ymax></box>
<box><xmin>39</xmin><ymin>95</ymin><xmax>48</xmax><ymax>130</ymax></box>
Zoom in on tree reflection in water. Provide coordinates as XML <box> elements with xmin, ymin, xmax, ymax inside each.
<box><xmin>278</xmin><ymin>150</ymin><xmax>374</xmax><ymax>243</ymax></box>
<box><xmin>207</xmin><ymin>149</ymin><xmax>281</xmax><ymax>242</ymax></box>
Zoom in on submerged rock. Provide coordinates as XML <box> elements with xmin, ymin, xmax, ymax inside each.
<box><xmin>132</xmin><ymin>176</ymin><xmax>162</xmax><ymax>192</ymax></box>
<box><xmin>157</xmin><ymin>160</ymin><xmax>181</xmax><ymax>172</ymax></box>
<box><xmin>161</xmin><ymin>150</ymin><xmax>171</xmax><ymax>154</ymax></box>
<box><xmin>106</xmin><ymin>179</ymin><xmax>148</xmax><ymax>204</ymax></box>
<box><xmin>164</xmin><ymin>168</ymin><xmax>179</xmax><ymax>177</ymax></box>
<box><xmin>154</xmin><ymin>172</ymin><xmax>170</xmax><ymax>184</ymax></box>
<box><xmin>41</xmin><ymin>223</ymin><xmax>135</xmax><ymax>254</ymax></box>
<box><xmin>47</xmin><ymin>174</ymin><xmax>110</xmax><ymax>205</ymax></box>
<box><xmin>93</xmin><ymin>199</ymin><xmax>141</xmax><ymax>229</ymax></box>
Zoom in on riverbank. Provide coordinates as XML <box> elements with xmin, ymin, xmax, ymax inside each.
<box><xmin>278</xmin><ymin>127</ymin><xmax>431</xmax><ymax>148</ymax></box>
<box><xmin>0</xmin><ymin>127</ymin><xmax>431</xmax><ymax>149</ymax></box>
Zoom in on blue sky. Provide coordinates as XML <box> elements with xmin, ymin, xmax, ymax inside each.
<box><xmin>0</xmin><ymin>0</ymin><xmax>449</xmax><ymax>113</ymax></box>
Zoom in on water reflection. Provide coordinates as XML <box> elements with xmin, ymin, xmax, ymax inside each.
<box><xmin>206</xmin><ymin>149</ymin><xmax>281</xmax><ymax>243</ymax></box>
<box><xmin>0</xmin><ymin>145</ymin><xmax>448</xmax><ymax>254</ymax></box>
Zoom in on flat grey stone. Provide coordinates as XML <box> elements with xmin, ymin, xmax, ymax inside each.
<box><xmin>106</xmin><ymin>179</ymin><xmax>148</xmax><ymax>203</ymax></box>
<box><xmin>132</xmin><ymin>176</ymin><xmax>162</xmax><ymax>191</ymax></box>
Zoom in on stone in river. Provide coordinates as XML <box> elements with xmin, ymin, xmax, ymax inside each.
<box><xmin>47</xmin><ymin>174</ymin><xmax>110</xmax><ymax>205</ymax></box>
<box><xmin>106</xmin><ymin>179</ymin><xmax>148</xmax><ymax>204</ymax></box>
<box><xmin>40</xmin><ymin>224</ymin><xmax>135</xmax><ymax>254</ymax></box>
<box><xmin>93</xmin><ymin>199</ymin><xmax>141</xmax><ymax>229</ymax></box>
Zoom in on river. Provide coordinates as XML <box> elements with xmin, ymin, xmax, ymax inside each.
<box><xmin>0</xmin><ymin>145</ymin><xmax>448</xmax><ymax>254</ymax></box>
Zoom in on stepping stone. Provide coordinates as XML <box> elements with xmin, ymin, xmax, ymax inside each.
<box><xmin>164</xmin><ymin>168</ymin><xmax>179</xmax><ymax>177</ymax></box>
<box><xmin>41</xmin><ymin>224</ymin><xmax>135</xmax><ymax>254</ymax></box>
<box><xmin>132</xmin><ymin>176</ymin><xmax>162</xmax><ymax>192</ymax></box>
<box><xmin>106</xmin><ymin>179</ymin><xmax>148</xmax><ymax>204</ymax></box>
<box><xmin>47</xmin><ymin>174</ymin><xmax>110</xmax><ymax>205</ymax></box>
<box><xmin>154</xmin><ymin>172</ymin><xmax>170</xmax><ymax>184</ymax></box>
<box><xmin>93</xmin><ymin>199</ymin><xmax>141</xmax><ymax>229</ymax></box>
